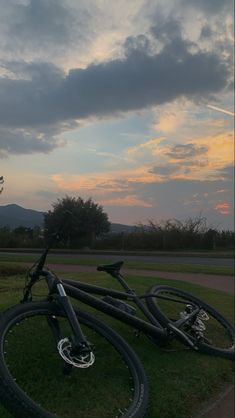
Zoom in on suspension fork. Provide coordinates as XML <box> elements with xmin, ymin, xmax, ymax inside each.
<box><xmin>46</xmin><ymin>271</ymin><xmax>91</xmax><ymax>354</ymax></box>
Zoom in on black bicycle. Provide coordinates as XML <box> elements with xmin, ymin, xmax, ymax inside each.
<box><xmin>0</xmin><ymin>242</ymin><xmax>234</xmax><ymax>418</ymax></box>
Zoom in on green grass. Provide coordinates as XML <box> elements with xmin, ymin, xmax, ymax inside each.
<box><xmin>0</xmin><ymin>269</ymin><xmax>234</xmax><ymax>418</ymax></box>
<box><xmin>0</xmin><ymin>253</ymin><xmax>234</xmax><ymax>275</ymax></box>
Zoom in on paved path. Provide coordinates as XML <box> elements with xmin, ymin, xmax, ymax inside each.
<box><xmin>196</xmin><ymin>384</ymin><xmax>234</xmax><ymax>418</ymax></box>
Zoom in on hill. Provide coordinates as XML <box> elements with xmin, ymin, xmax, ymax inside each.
<box><xmin>0</xmin><ymin>204</ymin><xmax>136</xmax><ymax>232</ymax></box>
<box><xmin>0</xmin><ymin>204</ymin><xmax>44</xmax><ymax>228</ymax></box>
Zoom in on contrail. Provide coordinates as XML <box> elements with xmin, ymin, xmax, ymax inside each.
<box><xmin>207</xmin><ymin>104</ymin><xmax>234</xmax><ymax>116</ymax></box>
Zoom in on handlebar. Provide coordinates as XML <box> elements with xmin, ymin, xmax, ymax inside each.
<box><xmin>22</xmin><ymin>210</ymin><xmax>78</xmax><ymax>302</ymax></box>
<box><xmin>29</xmin><ymin>210</ymin><xmax>75</xmax><ymax>278</ymax></box>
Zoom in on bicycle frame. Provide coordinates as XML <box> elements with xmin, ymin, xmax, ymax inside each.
<box><xmin>62</xmin><ymin>278</ymin><xmax>169</xmax><ymax>342</ymax></box>
<box><xmin>22</xmin><ymin>244</ymin><xmax>202</xmax><ymax>350</ymax></box>
<box><xmin>61</xmin><ymin>275</ymin><xmax>200</xmax><ymax>349</ymax></box>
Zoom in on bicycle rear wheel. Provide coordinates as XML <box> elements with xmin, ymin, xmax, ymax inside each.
<box><xmin>0</xmin><ymin>301</ymin><xmax>148</xmax><ymax>418</ymax></box>
<box><xmin>146</xmin><ymin>285</ymin><xmax>235</xmax><ymax>360</ymax></box>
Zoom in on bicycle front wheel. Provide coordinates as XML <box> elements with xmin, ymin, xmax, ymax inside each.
<box><xmin>0</xmin><ymin>301</ymin><xmax>148</xmax><ymax>418</ymax></box>
<box><xmin>146</xmin><ymin>285</ymin><xmax>235</xmax><ymax>360</ymax></box>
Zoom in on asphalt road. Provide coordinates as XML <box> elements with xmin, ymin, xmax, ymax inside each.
<box><xmin>0</xmin><ymin>250</ymin><xmax>234</xmax><ymax>267</ymax></box>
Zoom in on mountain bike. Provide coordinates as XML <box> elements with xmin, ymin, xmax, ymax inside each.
<box><xmin>0</xmin><ymin>243</ymin><xmax>234</xmax><ymax>418</ymax></box>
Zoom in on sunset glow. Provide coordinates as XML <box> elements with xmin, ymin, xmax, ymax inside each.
<box><xmin>0</xmin><ymin>0</ymin><xmax>234</xmax><ymax>229</ymax></box>
<box><xmin>214</xmin><ymin>202</ymin><xmax>231</xmax><ymax>216</ymax></box>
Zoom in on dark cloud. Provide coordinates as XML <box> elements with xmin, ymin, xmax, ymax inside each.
<box><xmin>0</xmin><ymin>62</ymin><xmax>65</xmax><ymax>127</ymax></box>
<box><xmin>149</xmin><ymin>159</ymin><xmax>209</xmax><ymax>179</ymax></box>
<box><xmin>2</xmin><ymin>60</ymin><xmax>65</xmax><ymax>84</ymax></box>
<box><xmin>0</xmin><ymin>35</ymin><xmax>230</xmax><ymax>129</ymax></box>
<box><xmin>7</xmin><ymin>0</ymin><xmax>73</xmax><ymax>46</ymax></box>
<box><xmin>151</xmin><ymin>16</ymin><xmax>183</xmax><ymax>45</ymax></box>
<box><xmin>0</xmin><ymin>7</ymin><xmax>232</xmax><ymax>156</ymax></box>
<box><xmin>0</xmin><ymin>0</ymin><xmax>93</xmax><ymax>62</ymax></box>
<box><xmin>181</xmin><ymin>0</ymin><xmax>233</xmax><ymax>14</ymax></box>
<box><xmin>215</xmin><ymin>165</ymin><xmax>234</xmax><ymax>180</ymax></box>
<box><xmin>149</xmin><ymin>165</ymin><xmax>180</xmax><ymax>176</ymax></box>
<box><xmin>0</xmin><ymin>125</ymin><xmax>66</xmax><ymax>157</ymax></box>
<box><xmin>200</xmin><ymin>25</ymin><xmax>213</xmax><ymax>40</ymax></box>
<box><xmin>166</xmin><ymin>144</ymin><xmax>208</xmax><ymax>160</ymax></box>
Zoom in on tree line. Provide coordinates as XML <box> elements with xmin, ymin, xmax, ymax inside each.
<box><xmin>0</xmin><ymin>196</ymin><xmax>234</xmax><ymax>250</ymax></box>
<box><xmin>95</xmin><ymin>218</ymin><xmax>235</xmax><ymax>251</ymax></box>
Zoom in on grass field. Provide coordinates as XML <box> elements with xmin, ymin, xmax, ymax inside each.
<box><xmin>0</xmin><ymin>264</ymin><xmax>234</xmax><ymax>418</ymax></box>
<box><xmin>0</xmin><ymin>252</ymin><xmax>234</xmax><ymax>275</ymax></box>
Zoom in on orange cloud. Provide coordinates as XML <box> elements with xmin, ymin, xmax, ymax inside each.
<box><xmin>52</xmin><ymin>171</ymin><xmax>157</xmax><ymax>207</ymax></box>
<box><xmin>126</xmin><ymin>137</ymin><xmax>165</xmax><ymax>157</ymax></box>
<box><xmin>51</xmin><ymin>127</ymin><xmax>234</xmax><ymax>204</ymax></box>
<box><xmin>214</xmin><ymin>202</ymin><xmax>231</xmax><ymax>215</ymax></box>
<box><xmin>156</xmin><ymin>131</ymin><xmax>233</xmax><ymax>181</ymax></box>
<box><xmin>51</xmin><ymin>166</ymin><xmax>163</xmax><ymax>196</ymax></box>
<box><xmin>101</xmin><ymin>195</ymin><xmax>153</xmax><ymax>207</ymax></box>
<box><xmin>215</xmin><ymin>189</ymin><xmax>229</xmax><ymax>194</ymax></box>
<box><xmin>123</xmin><ymin>126</ymin><xmax>233</xmax><ymax>182</ymax></box>
<box><xmin>153</xmin><ymin>110</ymin><xmax>186</xmax><ymax>133</ymax></box>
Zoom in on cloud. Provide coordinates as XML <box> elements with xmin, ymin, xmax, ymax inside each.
<box><xmin>0</xmin><ymin>1</ymin><xmax>150</xmax><ymax>70</ymax></box>
<box><xmin>166</xmin><ymin>143</ymin><xmax>208</xmax><ymax>160</ymax></box>
<box><xmin>216</xmin><ymin>165</ymin><xmax>234</xmax><ymax>181</ymax></box>
<box><xmin>51</xmin><ymin>170</ymin><xmax>234</xmax><ymax>227</ymax></box>
<box><xmin>153</xmin><ymin>110</ymin><xmax>186</xmax><ymax>133</ymax></box>
<box><xmin>126</xmin><ymin>137</ymin><xmax>164</xmax><ymax>157</ymax></box>
<box><xmin>101</xmin><ymin>195</ymin><xmax>153</xmax><ymax>208</ymax></box>
<box><xmin>149</xmin><ymin>165</ymin><xmax>182</xmax><ymax>176</ymax></box>
<box><xmin>0</xmin><ymin>30</ymin><xmax>230</xmax><ymax>131</ymax></box>
<box><xmin>150</xmin><ymin>15</ymin><xmax>187</xmax><ymax>49</ymax></box>
<box><xmin>50</xmin><ymin>150</ymin><xmax>233</xmax><ymax>200</ymax></box>
<box><xmin>0</xmin><ymin>126</ymin><xmax>66</xmax><ymax>157</ymax></box>
<box><xmin>51</xmin><ymin>167</ymin><xmax>161</xmax><ymax>196</ymax></box>
<box><xmin>122</xmin><ymin>120</ymin><xmax>233</xmax><ymax>182</ymax></box>
<box><xmin>214</xmin><ymin>202</ymin><xmax>231</xmax><ymax>215</ymax></box>
<box><xmin>9</xmin><ymin>0</ymin><xmax>73</xmax><ymax>45</ymax></box>
<box><xmin>0</xmin><ymin>116</ymin><xmax>79</xmax><ymax>157</ymax></box>
<box><xmin>0</xmin><ymin>1</ymin><xmax>233</xmax><ymax>161</ymax></box>
<box><xmin>200</xmin><ymin>25</ymin><xmax>213</xmax><ymax>40</ymax></box>
<box><xmin>0</xmin><ymin>0</ymin><xmax>92</xmax><ymax>58</ymax></box>
<box><xmin>181</xmin><ymin>0</ymin><xmax>233</xmax><ymax>14</ymax></box>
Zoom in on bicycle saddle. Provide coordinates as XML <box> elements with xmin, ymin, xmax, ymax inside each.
<box><xmin>97</xmin><ymin>261</ymin><xmax>124</xmax><ymax>274</ymax></box>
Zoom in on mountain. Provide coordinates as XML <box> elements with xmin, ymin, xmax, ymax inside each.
<box><xmin>110</xmin><ymin>223</ymin><xmax>139</xmax><ymax>233</ymax></box>
<box><xmin>0</xmin><ymin>204</ymin><xmax>137</xmax><ymax>232</ymax></box>
<box><xmin>0</xmin><ymin>204</ymin><xmax>44</xmax><ymax>228</ymax></box>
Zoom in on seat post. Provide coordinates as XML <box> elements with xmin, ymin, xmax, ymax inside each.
<box><xmin>112</xmin><ymin>271</ymin><xmax>135</xmax><ymax>294</ymax></box>
<box><xmin>97</xmin><ymin>261</ymin><xmax>135</xmax><ymax>294</ymax></box>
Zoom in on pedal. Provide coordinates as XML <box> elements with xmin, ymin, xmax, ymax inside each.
<box><xmin>133</xmin><ymin>330</ymin><xmax>141</xmax><ymax>338</ymax></box>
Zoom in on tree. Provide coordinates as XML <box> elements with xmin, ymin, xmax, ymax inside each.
<box><xmin>44</xmin><ymin>196</ymin><xmax>110</xmax><ymax>248</ymax></box>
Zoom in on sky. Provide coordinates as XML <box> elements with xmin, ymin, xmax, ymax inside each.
<box><xmin>0</xmin><ymin>0</ymin><xmax>234</xmax><ymax>229</ymax></box>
